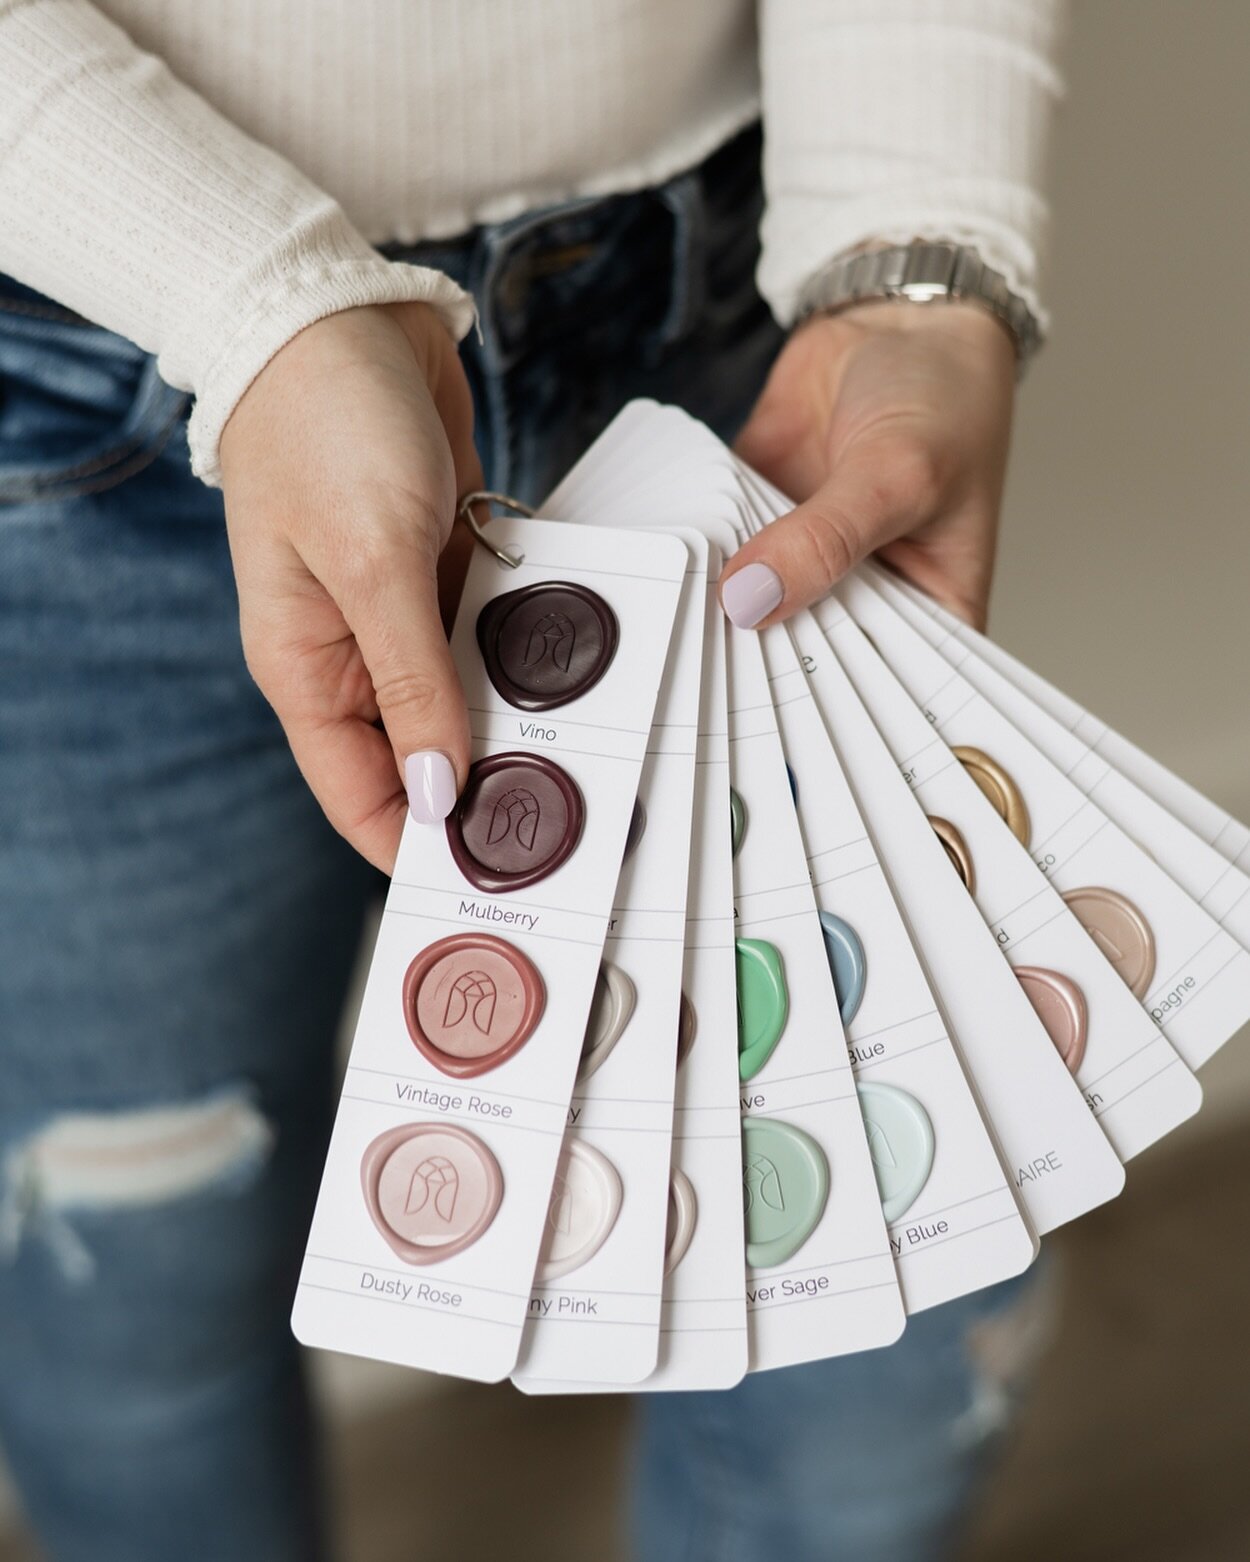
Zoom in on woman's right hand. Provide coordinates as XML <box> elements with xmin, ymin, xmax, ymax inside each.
<box><xmin>219</xmin><ymin>300</ymin><xmax>481</xmax><ymax>874</ymax></box>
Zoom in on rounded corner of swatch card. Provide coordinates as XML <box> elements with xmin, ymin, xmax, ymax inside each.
<box><xmin>1178</xmin><ymin>1067</ymin><xmax>1204</xmax><ymax>1117</ymax></box>
<box><xmin>876</xmin><ymin>1295</ymin><xmax>908</xmax><ymax>1351</ymax></box>
<box><xmin>650</xmin><ymin>529</ymin><xmax>695</xmax><ymax>574</ymax></box>
<box><xmin>1015</xmin><ymin>1225</ymin><xmax>1043</xmax><ymax>1272</ymax></box>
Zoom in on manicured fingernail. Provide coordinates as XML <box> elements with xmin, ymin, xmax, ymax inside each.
<box><xmin>405</xmin><ymin>750</ymin><xmax>458</xmax><ymax>824</ymax></box>
<box><xmin>721</xmin><ymin>562</ymin><xmax>783</xmax><ymax>629</ymax></box>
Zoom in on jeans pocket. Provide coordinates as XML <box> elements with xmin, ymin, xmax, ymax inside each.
<box><xmin>0</xmin><ymin>292</ymin><xmax>188</xmax><ymax>506</ymax></box>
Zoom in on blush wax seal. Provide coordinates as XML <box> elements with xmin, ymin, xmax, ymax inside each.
<box><xmin>403</xmin><ymin>933</ymin><xmax>545</xmax><ymax>1078</ymax></box>
<box><xmin>1016</xmin><ymin>965</ymin><xmax>1089</xmax><ymax>1075</ymax></box>
<box><xmin>476</xmin><ymin>581</ymin><xmax>620</xmax><ymax>711</ymax></box>
<box><xmin>361</xmin><ymin>1123</ymin><xmax>503</xmax><ymax>1266</ymax></box>
<box><xmin>446</xmin><ymin>751</ymin><xmax>585</xmax><ymax>894</ymax></box>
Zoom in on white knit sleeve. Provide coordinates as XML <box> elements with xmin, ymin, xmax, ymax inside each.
<box><xmin>757</xmin><ymin>0</ymin><xmax>1067</xmax><ymax>329</ymax></box>
<box><xmin>0</xmin><ymin>0</ymin><xmax>475</xmax><ymax>485</ymax></box>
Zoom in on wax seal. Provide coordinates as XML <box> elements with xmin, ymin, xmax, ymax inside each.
<box><xmin>402</xmin><ymin>933</ymin><xmax>545</xmax><ymax>1078</ymax></box>
<box><xmin>577</xmin><ymin>960</ymin><xmax>636</xmax><ymax>1080</ymax></box>
<box><xmin>361</xmin><ymin>1123</ymin><xmax>503</xmax><ymax>1265</ymax></box>
<box><xmin>676</xmin><ymin>991</ymin><xmax>697</xmax><ymax>1066</ymax></box>
<box><xmin>1061</xmin><ymin>885</ymin><xmax>1156</xmax><ymax>999</ymax></box>
<box><xmin>476</xmin><ymin>581</ymin><xmax>619</xmax><ymax>711</ymax></box>
<box><xmin>736</xmin><ymin>937</ymin><xmax>789</xmax><ymax>1081</ymax></box>
<box><xmin>818</xmin><ymin>911</ymin><xmax>867</xmax><ymax>1027</ymax></box>
<box><xmin>664</xmin><ymin>1168</ymin><xmax>698</xmax><ymax>1276</ymax></box>
<box><xmin>730</xmin><ymin>787</ymin><xmax>746</xmax><ymax>858</ymax></box>
<box><xmin>623</xmin><ymin>797</ymin><xmax>646</xmax><ymax>861</ymax></box>
<box><xmin>928</xmin><ymin>815</ymin><xmax>976</xmax><ymax>894</ymax></box>
<box><xmin>856</xmin><ymin>1082</ymin><xmax>934</xmax><ymax>1224</ymax></box>
<box><xmin>1016</xmin><ymin>965</ymin><xmax>1088</xmax><ymax>1074</ymax></box>
<box><xmin>741</xmin><ymin>1117</ymin><xmax>829</xmax><ymax>1269</ymax></box>
<box><xmin>951</xmin><ymin>745</ymin><xmax>1031</xmax><ymax>848</ymax></box>
<box><xmin>535</xmin><ymin>1140</ymin><xmax>623</xmax><ymax>1281</ymax></box>
<box><xmin>447</xmin><ymin>751</ymin><xmax>584</xmax><ymax>893</ymax></box>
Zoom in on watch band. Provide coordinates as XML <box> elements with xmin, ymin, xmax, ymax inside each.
<box><xmin>796</xmin><ymin>242</ymin><xmax>1042</xmax><ymax>371</ymax></box>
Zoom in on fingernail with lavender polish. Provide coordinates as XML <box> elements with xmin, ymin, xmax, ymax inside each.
<box><xmin>721</xmin><ymin>562</ymin><xmax>784</xmax><ymax>629</ymax></box>
<box><xmin>405</xmin><ymin>751</ymin><xmax>458</xmax><ymax>824</ymax></box>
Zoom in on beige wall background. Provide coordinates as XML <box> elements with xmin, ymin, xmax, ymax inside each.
<box><xmin>993</xmin><ymin>0</ymin><xmax>1250</xmax><ymax>1133</ymax></box>
<box><xmin>2</xmin><ymin>0</ymin><xmax>1248</xmax><ymax>1546</ymax></box>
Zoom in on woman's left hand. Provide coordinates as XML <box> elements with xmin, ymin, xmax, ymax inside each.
<box><xmin>722</xmin><ymin>300</ymin><xmax>1017</xmax><ymax>632</ymax></box>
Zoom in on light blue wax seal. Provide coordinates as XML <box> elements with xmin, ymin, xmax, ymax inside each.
<box><xmin>855</xmin><ymin>1082</ymin><xmax>934</xmax><ymax>1224</ymax></box>
<box><xmin>818</xmin><ymin>912</ymin><xmax>867</xmax><ymax>1027</ymax></box>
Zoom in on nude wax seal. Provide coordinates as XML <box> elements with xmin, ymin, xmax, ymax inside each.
<box><xmin>403</xmin><ymin>933</ymin><xmax>545</xmax><ymax>1078</ymax></box>
<box><xmin>476</xmin><ymin>581</ymin><xmax>619</xmax><ymax>711</ymax></box>
<box><xmin>361</xmin><ymin>1123</ymin><xmax>503</xmax><ymax>1266</ymax></box>
<box><xmin>1061</xmin><ymin>885</ymin><xmax>1156</xmax><ymax>1000</ymax></box>
<box><xmin>446</xmin><ymin>751</ymin><xmax>584</xmax><ymax>893</ymax></box>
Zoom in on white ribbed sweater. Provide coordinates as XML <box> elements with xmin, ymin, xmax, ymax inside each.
<box><xmin>0</xmin><ymin>0</ymin><xmax>1065</xmax><ymax>483</ymax></box>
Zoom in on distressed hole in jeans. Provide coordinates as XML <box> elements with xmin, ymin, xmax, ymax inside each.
<box><xmin>953</xmin><ymin>1265</ymin><xmax>1059</xmax><ymax>1451</ymax></box>
<box><xmin>0</xmin><ymin>1085</ymin><xmax>275</xmax><ymax>1283</ymax></box>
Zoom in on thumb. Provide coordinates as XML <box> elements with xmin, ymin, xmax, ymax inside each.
<box><xmin>339</xmin><ymin>530</ymin><xmax>473</xmax><ymax>830</ymax></box>
<box><xmin>721</xmin><ymin>434</ymin><xmax>941</xmax><ymax>629</ymax></box>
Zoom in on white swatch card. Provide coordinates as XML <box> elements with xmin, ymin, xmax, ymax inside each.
<box><xmin>837</xmin><ymin>572</ymin><xmax>1197</xmax><ymax>1162</ymax></box>
<box><xmin>875</xmin><ymin>574</ymin><xmax>1250</xmax><ymax>961</ymax></box>
<box><xmin>908</xmin><ymin>611</ymin><xmax>1250</xmax><ymax>883</ymax></box>
<box><xmin>549</xmin><ymin>424</ymin><xmax>907</xmax><ymax>1369</ymax></box>
<box><xmin>544</xmin><ymin>476</ymin><xmax>749</xmax><ymax>1387</ymax></box>
<box><xmin>881</xmin><ymin>571</ymin><xmax>1250</xmax><ymax>893</ymax></box>
<box><xmin>757</xmin><ymin>614</ymin><xmax>1034</xmax><ymax>1311</ymax></box>
<box><xmin>871</xmin><ymin>569</ymin><xmax>1250</xmax><ymax>1071</ymax></box>
<box><xmin>514</xmin><ymin>534</ymin><xmax>708</xmax><ymax>1388</ymax></box>
<box><xmin>293</xmin><ymin>519</ymin><xmax>685</xmax><ymax>1382</ymax></box>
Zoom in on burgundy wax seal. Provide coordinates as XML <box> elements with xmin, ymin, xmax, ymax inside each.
<box><xmin>403</xmin><ymin>933</ymin><xmax>545</xmax><ymax>1078</ymax></box>
<box><xmin>446</xmin><ymin>751</ymin><xmax>584</xmax><ymax>893</ymax></box>
<box><xmin>476</xmin><ymin>581</ymin><xmax>619</xmax><ymax>711</ymax></box>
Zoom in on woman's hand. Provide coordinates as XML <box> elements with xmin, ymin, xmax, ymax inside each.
<box><xmin>219</xmin><ymin>301</ymin><xmax>481</xmax><ymax>874</ymax></box>
<box><xmin>723</xmin><ymin>300</ymin><xmax>1017</xmax><ymax>632</ymax></box>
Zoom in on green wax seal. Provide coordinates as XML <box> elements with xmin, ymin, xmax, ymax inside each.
<box><xmin>742</xmin><ymin>1117</ymin><xmax>830</xmax><ymax>1268</ymax></box>
<box><xmin>856</xmin><ymin>1082</ymin><xmax>935</xmax><ymax>1223</ymax></box>
<box><xmin>736</xmin><ymin>937</ymin><xmax>788</xmax><ymax>1080</ymax></box>
<box><xmin>730</xmin><ymin>787</ymin><xmax>746</xmax><ymax>857</ymax></box>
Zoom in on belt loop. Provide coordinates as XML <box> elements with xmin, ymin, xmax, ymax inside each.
<box><xmin>651</xmin><ymin>170</ymin><xmax>706</xmax><ymax>351</ymax></box>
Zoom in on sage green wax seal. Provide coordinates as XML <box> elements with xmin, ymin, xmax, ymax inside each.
<box><xmin>736</xmin><ymin>937</ymin><xmax>788</xmax><ymax>1080</ymax></box>
<box><xmin>741</xmin><ymin>1117</ymin><xmax>830</xmax><ymax>1268</ymax></box>
<box><xmin>856</xmin><ymin>1081</ymin><xmax>935</xmax><ymax>1223</ymax></box>
<box><xmin>729</xmin><ymin>787</ymin><xmax>746</xmax><ymax>857</ymax></box>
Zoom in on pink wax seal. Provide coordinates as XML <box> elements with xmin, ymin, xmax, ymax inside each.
<box><xmin>361</xmin><ymin>1123</ymin><xmax>503</xmax><ymax>1266</ymax></box>
<box><xmin>403</xmin><ymin>933</ymin><xmax>545</xmax><ymax>1078</ymax></box>
<box><xmin>1016</xmin><ymin>966</ymin><xmax>1089</xmax><ymax>1075</ymax></box>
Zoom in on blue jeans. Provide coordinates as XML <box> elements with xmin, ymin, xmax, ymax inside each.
<box><xmin>0</xmin><ymin>127</ymin><xmax>1040</xmax><ymax>1562</ymax></box>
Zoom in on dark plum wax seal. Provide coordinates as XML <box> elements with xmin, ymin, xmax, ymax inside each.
<box><xmin>476</xmin><ymin>581</ymin><xmax>619</xmax><ymax>711</ymax></box>
<box><xmin>447</xmin><ymin>751</ymin><xmax>585</xmax><ymax>893</ymax></box>
<box><xmin>403</xmin><ymin>933</ymin><xmax>545</xmax><ymax>1078</ymax></box>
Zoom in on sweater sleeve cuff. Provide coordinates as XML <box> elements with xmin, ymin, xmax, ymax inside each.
<box><xmin>180</xmin><ymin>235</ymin><xmax>476</xmax><ymax>486</ymax></box>
<box><xmin>759</xmin><ymin>213</ymin><xmax>1050</xmax><ymax>342</ymax></box>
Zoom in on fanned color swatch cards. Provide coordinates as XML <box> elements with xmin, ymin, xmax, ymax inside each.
<box><xmin>293</xmin><ymin>402</ymin><xmax>1250</xmax><ymax>1388</ymax></box>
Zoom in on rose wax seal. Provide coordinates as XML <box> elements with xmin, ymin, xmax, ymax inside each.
<box><xmin>476</xmin><ymin>581</ymin><xmax>619</xmax><ymax>711</ymax></box>
<box><xmin>361</xmin><ymin>1123</ymin><xmax>503</xmax><ymax>1266</ymax></box>
<box><xmin>403</xmin><ymin>933</ymin><xmax>545</xmax><ymax>1078</ymax></box>
<box><xmin>447</xmin><ymin>751</ymin><xmax>584</xmax><ymax>893</ymax></box>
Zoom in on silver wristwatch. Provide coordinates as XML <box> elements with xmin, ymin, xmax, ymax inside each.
<box><xmin>796</xmin><ymin>241</ymin><xmax>1042</xmax><ymax>371</ymax></box>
